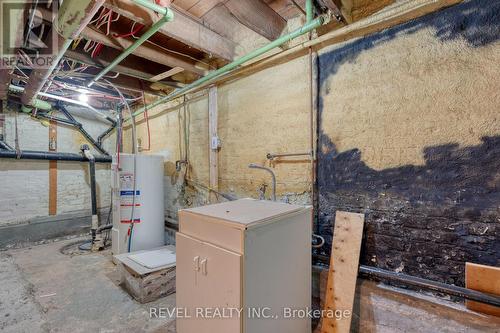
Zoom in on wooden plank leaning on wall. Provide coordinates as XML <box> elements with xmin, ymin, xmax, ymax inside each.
<box><xmin>320</xmin><ymin>211</ymin><xmax>365</xmax><ymax>333</ymax></box>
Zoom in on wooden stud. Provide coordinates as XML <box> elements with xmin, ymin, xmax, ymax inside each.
<box><xmin>321</xmin><ymin>211</ymin><xmax>365</xmax><ymax>333</ymax></box>
<box><xmin>208</xmin><ymin>85</ymin><xmax>218</xmax><ymax>203</ymax></box>
<box><xmin>48</xmin><ymin>120</ymin><xmax>57</xmax><ymax>216</ymax></box>
<box><xmin>466</xmin><ymin>262</ymin><xmax>500</xmax><ymax>317</ymax></box>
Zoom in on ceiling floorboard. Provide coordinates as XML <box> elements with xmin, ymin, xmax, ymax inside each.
<box><xmin>225</xmin><ymin>0</ymin><xmax>287</xmax><ymax>40</ymax></box>
<box><xmin>104</xmin><ymin>0</ymin><xmax>237</xmax><ymax>60</ymax></box>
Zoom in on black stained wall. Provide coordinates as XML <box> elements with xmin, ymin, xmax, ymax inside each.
<box><xmin>316</xmin><ymin>0</ymin><xmax>500</xmax><ymax>286</ymax></box>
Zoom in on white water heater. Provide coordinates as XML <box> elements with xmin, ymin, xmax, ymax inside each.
<box><xmin>112</xmin><ymin>153</ymin><xmax>165</xmax><ymax>255</ymax></box>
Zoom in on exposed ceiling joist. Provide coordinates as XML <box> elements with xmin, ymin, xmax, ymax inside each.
<box><xmin>225</xmin><ymin>0</ymin><xmax>287</xmax><ymax>41</ymax></box>
<box><xmin>64</xmin><ymin>50</ymin><xmax>183</xmax><ymax>89</ymax></box>
<box><xmin>81</xmin><ymin>27</ymin><xmax>206</xmax><ymax>76</ymax></box>
<box><xmin>325</xmin><ymin>0</ymin><xmax>395</xmax><ymax>23</ymax></box>
<box><xmin>103</xmin><ymin>0</ymin><xmax>237</xmax><ymax>61</ymax></box>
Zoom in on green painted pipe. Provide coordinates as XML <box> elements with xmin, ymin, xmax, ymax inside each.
<box><xmin>31</xmin><ymin>99</ymin><xmax>52</xmax><ymax>111</ymax></box>
<box><xmin>87</xmin><ymin>1</ymin><xmax>174</xmax><ymax>87</ymax></box>
<box><xmin>9</xmin><ymin>85</ymin><xmax>52</xmax><ymax>111</ymax></box>
<box><xmin>132</xmin><ymin>0</ymin><xmax>173</xmax><ymax>19</ymax></box>
<box><xmin>306</xmin><ymin>0</ymin><xmax>313</xmax><ymax>23</ymax></box>
<box><xmin>130</xmin><ymin>15</ymin><xmax>325</xmax><ymax>118</ymax></box>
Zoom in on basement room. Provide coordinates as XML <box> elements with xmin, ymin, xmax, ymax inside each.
<box><xmin>0</xmin><ymin>0</ymin><xmax>499</xmax><ymax>332</ymax></box>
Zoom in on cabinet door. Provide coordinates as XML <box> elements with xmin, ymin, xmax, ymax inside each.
<box><xmin>176</xmin><ymin>233</ymin><xmax>242</xmax><ymax>333</ymax></box>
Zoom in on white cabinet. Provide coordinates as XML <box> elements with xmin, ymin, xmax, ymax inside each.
<box><xmin>176</xmin><ymin>198</ymin><xmax>311</xmax><ymax>333</ymax></box>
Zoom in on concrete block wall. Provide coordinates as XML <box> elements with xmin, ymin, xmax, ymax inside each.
<box><xmin>0</xmin><ymin>108</ymin><xmax>115</xmax><ymax>226</ymax></box>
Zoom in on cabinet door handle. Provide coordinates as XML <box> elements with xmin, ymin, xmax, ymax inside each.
<box><xmin>201</xmin><ymin>258</ymin><xmax>208</xmax><ymax>276</ymax></box>
<box><xmin>193</xmin><ymin>256</ymin><xmax>200</xmax><ymax>271</ymax></box>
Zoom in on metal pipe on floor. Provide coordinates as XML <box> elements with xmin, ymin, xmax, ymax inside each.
<box><xmin>359</xmin><ymin>265</ymin><xmax>500</xmax><ymax>307</ymax></box>
<box><xmin>0</xmin><ymin>149</ymin><xmax>111</xmax><ymax>163</ymax></box>
<box><xmin>312</xmin><ymin>254</ymin><xmax>500</xmax><ymax>307</ymax></box>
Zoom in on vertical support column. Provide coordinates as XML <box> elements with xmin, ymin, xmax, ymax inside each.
<box><xmin>208</xmin><ymin>86</ymin><xmax>219</xmax><ymax>203</ymax></box>
<box><xmin>48</xmin><ymin>120</ymin><xmax>58</xmax><ymax>215</ymax></box>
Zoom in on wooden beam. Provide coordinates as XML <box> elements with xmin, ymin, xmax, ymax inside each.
<box><xmin>321</xmin><ymin>211</ymin><xmax>364</xmax><ymax>333</ymax></box>
<box><xmin>80</xmin><ymin>27</ymin><xmax>206</xmax><ymax>75</ymax></box>
<box><xmin>225</xmin><ymin>0</ymin><xmax>287</xmax><ymax>40</ymax></box>
<box><xmin>150</xmin><ymin>67</ymin><xmax>184</xmax><ymax>82</ymax></box>
<box><xmin>196</xmin><ymin>0</ymin><xmax>464</xmax><ymax>90</ymax></box>
<box><xmin>208</xmin><ymin>86</ymin><xmax>219</xmax><ymax>203</ymax></box>
<box><xmin>63</xmin><ymin>50</ymin><xmax>175</xmax><ymax>95</ymax></box>
<box><xmin>103</xmin><ymin>0</ymin><xmax>236</xmax><ymax>60</ymax></box>
<box><xmin>48</xmin><ymin>120</ymin><xmax>57</xmax><ymax>216</ymax></box>
<box><xmin>65</xmin><ymin>50</ymin><xmax>160</xmax><ymax>82</ymax></box>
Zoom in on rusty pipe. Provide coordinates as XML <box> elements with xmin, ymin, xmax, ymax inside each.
<box><xmin>266</xmin><ymin>152</ymin><xmax>312</xmax><ymax>160</ymax></box>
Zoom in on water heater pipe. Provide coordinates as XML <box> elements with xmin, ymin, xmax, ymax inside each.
<box><xmin>248</xmin><ymin>163</ymin><xmax>276</xmax><ymax>201</ymax></box>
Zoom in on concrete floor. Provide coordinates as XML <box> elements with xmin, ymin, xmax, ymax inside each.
<box><xmin>0</xmin><ymin>237</ymin><xmax>176</xmax><ymax>333</ymax></box>
<box><xmin>1</xmin><ymin>237</ymin><xmax>499</xmax><ymax>333</ymax></box>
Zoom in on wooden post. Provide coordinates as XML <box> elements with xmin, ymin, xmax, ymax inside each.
<box><xmin>208</xmin><ymin>86</ymin><xmax>219</xmax><ymax>203</ymax></box>
<box><xmin>48</xmin><ymin>120</ymin><xmax>57</xmax><ymax>215</ymax></box>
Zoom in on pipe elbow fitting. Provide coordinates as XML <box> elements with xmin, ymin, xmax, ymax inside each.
<box><xmin>81</xmin><ymin>144</ymin><xmax>95</xmax><ymax>161</ymax></box>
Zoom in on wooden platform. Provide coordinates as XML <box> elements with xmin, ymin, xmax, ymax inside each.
<box><xmin>114</xmin><ymin>246</ymin><xmax>176</xmax><ymax>304</ymax></box>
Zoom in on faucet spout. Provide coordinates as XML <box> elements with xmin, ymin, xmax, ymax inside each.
<box><xmin>248</xmin><ymin>163</ymin><xmax>276</xmax><ymax>201</ymax></box>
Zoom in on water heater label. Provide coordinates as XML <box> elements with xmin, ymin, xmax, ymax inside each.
<box><xmin>119</xmin><ymin>172</ymin><xmax>142</xmax><ymax>223</ymax></box>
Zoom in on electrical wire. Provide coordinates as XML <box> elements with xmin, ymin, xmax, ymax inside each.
<box><xmin>114</xmin><ymin>22</ymin><xmax>144</xmax><ymax>38</ymax></box>
<box><xmin>104</xmin><ymin>79</ymin><xmax>138</xmax><ymax>253</ymax></box>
